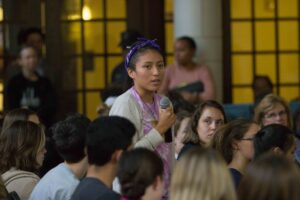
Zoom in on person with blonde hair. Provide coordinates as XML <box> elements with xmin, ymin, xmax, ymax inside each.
<box><xmin>254</xmin><ymin>93</ymin><xmax>291</xmax><ymax>128</ymax></box>
<box><xmin>170</xmin><ymin>147</ymin><xmax>236</xmax><ymax>200</ymax></box>
<box><xmin>238</xmin><ymin>153</ymin><xmax>300</xmax><ymax>200</ymax></box>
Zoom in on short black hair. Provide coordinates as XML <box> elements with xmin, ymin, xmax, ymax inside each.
<box><xmin>254</xmin><ymin>124</ymin><xmax>295</xmax><ymax>159</ymax></box>
<box><xmin>177</xmin><ymin>36</ymin><xmax>197</xmax><ymax>49</ymax></box>
<box><xmin>52</xmin><ymin>113</ymin><xmax>91</xmax><ymax>163</ymax></box>
<box><xmin>86</xmin><ymin>116</ymin><xmax>135</xmax><ymax>166</ymax></box>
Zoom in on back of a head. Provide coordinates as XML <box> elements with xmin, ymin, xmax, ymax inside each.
<box><xmin>0</xmin><ymin>120</ymin><xmax>44</xmax><ymax>173</ymax></box>
<box><xmin>170</xmin><ymin>147</ymin><xmax>236</xmax><ymax>200</ymax></box>
<box><xmin>117</xmin><ymin>148</ymin><xmax>164</xmax><ymax>199</ymax></box>
<box><xmin>2</xmin><ymin>108</ymin><xmax>36</xmax><ymax>133</ymax></box>
<box><xmin>254</xmin><ymin>124</ymin><xmax>295</xmax><ymax>159</ymax></box>
<box><xmin>52</xmin><ymin>113</ymin><xmax>91</xmax><ymax>163</ymax></box>
<box><xmin>238</xmin><ymin>153</ymin><xmax>300</xmax><ymax>200</ymax></box>
<box><xmin>86</xmin><ymin>116</ymin><xmax>135</xmax><ymax>166</ymax></box>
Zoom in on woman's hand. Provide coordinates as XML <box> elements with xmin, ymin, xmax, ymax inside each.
<box><xmin>155</xmin><ymin>107</ymin><xmax>176</xmax><ymax>135</ymax></box>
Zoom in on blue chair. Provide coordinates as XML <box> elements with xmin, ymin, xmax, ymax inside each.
<box><xmin>223</xmin><ymin>104</ymin><xmax>254</xmax><ymax>121</ymax></box>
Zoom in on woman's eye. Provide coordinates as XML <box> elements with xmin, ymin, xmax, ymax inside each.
<box><xmin>144</xmin><ymin>65</ymin><xmax>151</xmax><ymax>69</ymax></box>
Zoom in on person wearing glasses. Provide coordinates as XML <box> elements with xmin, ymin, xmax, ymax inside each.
<box><xmin>212</xmin><ymin>119</ymin><xmax>260</xmax><ymax>188</ymax></box>
<box><xmin>177</xmin><ymin>100</ymin><xmax>226</xmax><ymax>160</ymax></box>
<box><xmin>254</xmin><ymin>94</ymin><xmax>291</xmax><ymax>128</ymax></box>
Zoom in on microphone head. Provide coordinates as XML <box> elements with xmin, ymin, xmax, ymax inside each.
<box><xmin>160</xmin><ymin>96</ymin><xmax>170</xmax><ymax>109</ymax></box>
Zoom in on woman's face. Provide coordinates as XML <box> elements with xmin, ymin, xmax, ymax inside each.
<box><xmin>236</xmin><ymin>123</ymin><xmax>260</xmax><ymax>161</ymax></box>
<box><xmin>36</xmin><ymin>136</ymin><xmax>47</xmax><ymax>167</ymax></box>
<box><xmin>197</xmin><ymin>107</ymin><xmax>225</xmax><ymax>145</ymax></box>
<box><xmin>174</xmin><ymin>40</ymin><xmax>195</xmax><ymax>65</ymax></box>
<box><xmin>128</xmin><ymin>50</ymin><xmax>165</xmax><ymax>94</ymax></box>
<box><xmin>19</xmin><ymin>47</ymin><xmax>39</xmax><ymax>72</ymax></box>
<box><xmin>262</xmin><ymin>103</ymin><xmax>288</xmax><ymax>127</ymax></box>
<box><xmin>175</xmin><ymin>117</ymin><xmax>190</xmax><ymax>154</ymax></box>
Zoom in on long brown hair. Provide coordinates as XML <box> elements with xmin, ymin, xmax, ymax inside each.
<box><xmin>183</xmin><ymin>100</ymin><xmax>227</xmax><ymax>145</ymax></box>
<box><xmin>0</xmin><ymin>120</ymin><xmax>45</xmax><ymax>174</ymax></box>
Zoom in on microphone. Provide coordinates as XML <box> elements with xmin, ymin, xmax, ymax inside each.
<box><xmin>159</xmin><ymin>96</ymin><xmax>173</xmax><ymax>143</ymax></box>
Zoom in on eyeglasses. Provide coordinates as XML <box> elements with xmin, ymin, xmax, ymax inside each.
<box><xmin>264</xmin><ymin>110</ymin><xmax>287</xmax><ymax>120</ymax></box>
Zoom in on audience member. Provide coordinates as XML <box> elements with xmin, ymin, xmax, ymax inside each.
<box><xmin>174</xmin><ymin>110</ymin><xmax>192</xmax><ymax>159</ymax></box>
<box><xmin>29</xmin><ymin>114</ymin><xmax>91</xmax><ymax>200</ymax></box>
<box><xmin>159</xmin><ymin>36</ymin><xmax>215</xmax><ymax>104</ymax></box>
<box><xmin>253</xmin><ymin>124</ymin><xmax>296</xmax><ymax>161</ymax></box>
<box><xmin>252</xmin><ymin>75</ymin><xmax>273</xmax><ymax>104</ymax></box>
<box><xmin>170</xmin><ymin>147</ymin><xmax>236</xmax><ymax>200</ymax></box>
<box><xmin>0</xmin><ymin>121</ymin><xmax>46</xmax><ymax>200</ymax></box>
<box><xmin>71</xmin><ymin>116</ymin><xmax>135</xmax><ymax>200</ymax></box>
<box><xmin>254</xmin><ymin>93</ymin><xmax>291</xmax><ymax>128</ymax></box>
<box><xmin>238</xmin><ymin>153</ymin><xmax>300</xmax><ymax>200</ymax></box>
<box><xmin>1</xmin><ymin>108</ymin><xmax>39</xmax><ymax>133</ymax></box>
<box><xmin>177</xmin><ymin>100</ymin><xmax>226</xmax><ymax>159</ymax></box>
<box><xmin>109</xmin><ymin>38</ymin><xmax>176</xmax><ymax>199</ymax></box>
<box><xmin>5</xmin><ymin>45</ymin><xmax>56</xmax><ymax>128</ymax></box>
<box><xmin>212</xmin><ymin>119</ymin><xmax>260</xmax><ymax>188</ymax></box>
<box><xmin>5</xmin><ymin>27</ymin><xmax>48</xmax><ymax>84</ymax></box>
<box><xmin>117</xmin><ymin>148</ymin><xmax>164</xmax><ymax>200</ymax></box>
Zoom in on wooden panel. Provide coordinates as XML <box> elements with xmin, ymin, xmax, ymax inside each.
<box><xmin>279</xmin><ymin>54</ymin><xmax>299</xmax><ymax>83</ymax></box>
<box><xmin>231</xmin><ymin>0</ymin><xmax>251</xmax><ymax>19</ymax></box>
<box><xmin>256</xmin><ymin>54</ymin><xmax>276</xmax><ymax>84</ymax></box>
<box><xmin>233</xmin><ymin>87</ymin><xmax>253</xmax><ymax>103</ymax></box>
<box><xmin>84</xmin><ymin>22</ymin><xmax>104</xmax><ymax>54</ymax></box>
<box><xmin>279</xmin><ymin>21</ymin><xmax>298</xmax><ymax>50</ymax></box>
<box><xmin>255</xmin><ymin>21</ymin><xmax>275</xmax><ymax>51</ymax></box>
<box><xmin>107</xmin><ymin>22</ymin><xmax>126</xmax><ymax>53</ymax></box>
<box><xmin>280</xmin><ymin>86</ymin><xmax>300</xmax><ymax>101</ymax></box>
<box><xmin>232</xmin><ymin>55</ymin><xmax>253</xmax><ymax>84</ymax></box>
<box><xmin>231</xmin><ymin>22</ymin><xmax>252</xmax><ymax>51</ymax></box>
<box><xmin>85</xmin><ymin>57</ymin><xmax>105</xmax><ymax>89</ymax></box>
<box><xmin>278</xmin><ymin>0</ymin><xmax>298</xmax><ymax>17</ymax></box>
<box><xmin>107</xmin><ymin>0</ymin><xmax>126</xmax><ymax>18</ymax></box>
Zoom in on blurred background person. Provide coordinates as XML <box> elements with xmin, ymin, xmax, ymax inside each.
<box><xmin>252</xmin><ymin>75</ymin><xmax>273</xmax><ymax>105</ymax></box>
<box><xmin>4</xmin><ymin>45</ymin><xmax>56</xmax><ymax>128</ymax></box>
<box><xmin>159</xmin><ymin>36</ymin><xmax>215</xmax><ymax>104</ymax></box>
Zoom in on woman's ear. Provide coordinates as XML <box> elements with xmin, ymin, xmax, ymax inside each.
<box><xmin>127</xmin><ymin>68</ymin><xmax>135</xmax><ymax>79</ymax></box>
<box><xmin>231</xmin><ymin>140</ymin><xmax>239</xmax><ymax>151</ymax></box>
<box><xmin>111</xmin><ymin>149</ymin><xmax>124</xmax><ymax>163</ymax></box>
<box><xmin>152</xmin><ymin>176</ymin><xmax>163</xmax><ymax>190</ymax></box>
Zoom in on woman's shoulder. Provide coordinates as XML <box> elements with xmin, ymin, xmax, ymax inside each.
<box><xmin>2</xmin><ymin>169</ymin><xmax>39</xmax><ymax>185</ymax></box>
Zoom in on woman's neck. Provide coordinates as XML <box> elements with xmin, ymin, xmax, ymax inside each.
<box><xmin>179</xmin><ymin>61</ymin><xmax>196</xmax><ymax>70</ymax></box>
<box><xmin>134</xmin><ymin>85</ymin><xmax>154</xmax><ymax>103</ymax></box>
<box><xmin>228</xmin><ymin>156</ymin><xmax>249</xmax><ymax>174</ymax></box>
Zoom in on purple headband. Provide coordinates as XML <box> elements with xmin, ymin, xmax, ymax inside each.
<box><xmin>124</xmin><ymin>37</ymin><xmax>161</xmax><ymax>69</ymax></box>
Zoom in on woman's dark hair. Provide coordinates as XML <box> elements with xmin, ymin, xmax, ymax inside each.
<box><xmin>174</xmin><ymin>110</ymin><xmax>192</xmax><ymax>137</ymax></box>
<box><xmin>183</xmin><ymin>100</ymin><xmax>227</xmax><ymax>144</ymax></box>
<box><xmin>238</xmin><ymin>153</ymin><xmax>300</xmax><ymax>200</ymax></box>
<box><xmin>125</xmin><ymin>38</ymin><xmax>163</xmax><ymax>70</ymax></box>
<box><xmin>212</xmin><ymin>119</ymin><xmax>257</xmax><ymax>163</ymax></box>
<box><xmin>254</xmin><ymin>124</ymin><xmax>295</xmax><ymax>159</ymax></box>
<box><xmin>177</xmin><ymin>36</ymin><xmax>197</xmax><ymax>49</ymax></box>
<box><xmin>2</xmin><ymin>108</ymin><xmax>37</xmax><ymax>133</ymax></box>
<box><xmin>117</xmin><ymin>148</ymin><xmax>164</xmax><ymax>199</ymax></box>
<box><xmin>0</xmin><ymin>120</ymin><xmax>45</xmax><ymax>174</ymax></box>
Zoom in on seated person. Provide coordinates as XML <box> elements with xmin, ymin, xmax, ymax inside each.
<box><xmin>71</xmin><ymin>116</ymin><xmax>135</xmax><ymax>200</ymax></box>
<box><xmin>0</xmin><ymin>121</ymin><xmax>46</xmax><ymax>200</ymax></box>
<box><xmin>29</xmin><ymin>114</ymin><xmax>91</xmax><ymax>200</ymax></box>
<box><xmin>117</xmin><ymin>148</ymin><xmax>164</xmax><ymax>200</ymax></box>
<box><xmin>159</xmin><ymin>36</ymin><xmax>215</xmax><ymax>104</ymax></box>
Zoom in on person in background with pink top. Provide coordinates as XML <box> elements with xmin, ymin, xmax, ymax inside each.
<box><xmin>159</xmin><ymin>36</ymin><xmax>215</xmax><ymax>104</ymax></box>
